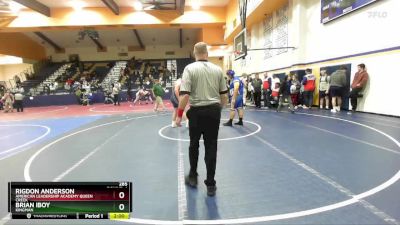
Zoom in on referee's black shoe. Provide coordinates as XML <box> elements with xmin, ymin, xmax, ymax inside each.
<box><xmin>185</xmin><ymin>175</ymin><xmax>198</xmax><ymax>188</ymax></box>
<box><xmin>207</xmin><ymin>186</ymin><xmax>217</xmax><ymax>197</ymax></box>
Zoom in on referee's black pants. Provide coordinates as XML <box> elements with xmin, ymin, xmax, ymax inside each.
<box><xmin>113</xmin><ymin>94</ymin><xmax>120</xmax><ymax>105</ymax></box>
<box><xmin>187</xmin><ymin>104</ymin><xmax>221</xmax><ymax>187</ymax></box>
<box><xmin>15</xmin><ymin>100</ymin><xmax>23</xmax><ymax>112</ymax></box>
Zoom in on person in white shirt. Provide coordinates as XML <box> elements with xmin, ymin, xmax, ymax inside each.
<box><xmin>319</xmin><ymin>70</ymin><xmax>330</xmax><ymax>109</ymax></box>
<box><xmin>49</xmin><ymin>83</ymin><xmax>56</xmax><ymax>95</ymax></box>
<box><xmin>83</xmin><ymin>81</ymin><xmax>91</xmax><ymax>94</ymax></box>
<box><xmin>112</xmin><ymin>83</ymin><xmax>121</xmax><ymax>106</ymax></box>
<box><xmin>271</xmin><ymin>75</ymin><xmax>281</xmax><ymax>101</ymax></box>
<box><xmin>14</xmin><ymin>91</ymin><xmax>24</xmax><ymax>112</ymax></box>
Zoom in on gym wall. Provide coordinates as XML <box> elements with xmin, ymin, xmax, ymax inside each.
<box><xmin>0</xmin><ymin>63</ymin><xmax>33</xmax><ymax>84</ymax></box>
<box><xmin>48</xmin><ymin>45</ymin><xmax>194</xmax><ymax>62</ymax></box>
<box><xmin>231</xmin><ymin>0</ymin><xmax>400</xmax><ymax>116</ymax></box>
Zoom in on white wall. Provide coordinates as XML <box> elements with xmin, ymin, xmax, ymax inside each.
<box><xmin>0</xmin><ymin>63</ymin><xmax>33</xmax><ymax>84</ymax></box>
<box><xmin>231</xmin><ymin>0</ymin><xmax>400</xmax><ymax>116</ymax></box>
<box><xmin>48</xmin><ymin>45</ymin><xmax>194</xmax><ymax>62</ymax></box>
<box><xmin>303</xmin><ymin>0</ymin><xmax>400</xmax><ymax>62</ymax></box>
<box><xmin>209</xmin><ymin>57</ymin><xmax>224</xmax><ymax>69</ymax></box>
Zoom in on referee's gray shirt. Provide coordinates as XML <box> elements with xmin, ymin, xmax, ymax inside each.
<box><xmin>180</xmin><ymin>60</ymin><xmax>228</xmax><ymax>107</ymax></box>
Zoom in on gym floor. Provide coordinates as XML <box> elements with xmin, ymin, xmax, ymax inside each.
<box><xmin>0</xmin><ymin>102</ymin><xmax>399</xmax><ymax>225</ymax></box>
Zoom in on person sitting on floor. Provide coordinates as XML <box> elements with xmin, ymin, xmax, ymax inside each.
<box><xmin>104</xmin><ymin>91</ymin><xmax>114</xmax><ymax>104</ymax></box>
<box><xmin>81</xmin><ymin>89</ymin><xmax>90</xmax><ymax>106</ymax></box>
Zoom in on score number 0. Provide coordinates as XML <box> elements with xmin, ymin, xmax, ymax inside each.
<box><xmin>119</xmin><ymin>191</ymin><xmax>125</xmax><ymax>211</ymax></box>
<box><xmin>118</xmin><ymin>182</ymin><xmax>128</xmax><ymax>211</ymax></box>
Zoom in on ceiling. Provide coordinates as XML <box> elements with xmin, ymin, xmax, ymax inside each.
<box><xmin>34</xmin><ymin>0</ymin><xmax>230</xmax><ymax>8</ymax></box>
<box><xmin>25</xmin><ymin>28</ymin><xmax>201</xmax><ymax>48</ymax></box>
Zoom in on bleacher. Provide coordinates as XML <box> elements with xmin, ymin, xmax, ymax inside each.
<box><xmin>95</xmin><ymin>66</ymin><xmax>113</xmax><ymax>83</ymax></box>
<box><xmin>20</xmin><ymin>63</ymin><xmax>64</xmax><ymax>94</ymax></box>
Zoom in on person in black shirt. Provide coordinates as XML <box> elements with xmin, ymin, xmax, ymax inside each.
<box><xmin>277</xmin><ymin>75</ymin><xmax>295</xmax><ymax>113</ymax></box>
<box><xmin>252</xmin><ymin>74</ymin><xmax>263</xmax><ymax>108</ymax></box>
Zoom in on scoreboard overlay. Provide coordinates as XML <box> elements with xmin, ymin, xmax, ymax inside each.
<box><xmin>8</xmin><ymin>182</ymin><xmax>132</xmax><ymax>220</ymax></box>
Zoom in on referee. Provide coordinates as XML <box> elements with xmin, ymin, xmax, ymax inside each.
<box><xmin>175</xmin><ymin>42</ymin><xmax>228</xmax><ymax>196</ymax></box>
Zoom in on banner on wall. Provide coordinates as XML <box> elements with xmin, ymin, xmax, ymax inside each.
<box><xmin>263</xmin><ymin>13</ymin><xmax>273</xmax><ymax>60</ymax></box>
<box><xmin>321</xmin><ymin>0</ymin><xmax>378</xmax><ymax>23</ymax></box>
<box><xmin>262</xmin><ymin>3</ymin><xmax>289</xmax><ymax>61</ymax></box>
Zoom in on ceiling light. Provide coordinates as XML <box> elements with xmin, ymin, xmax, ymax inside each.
<box><xmin>72</xmin><ymin>0</ymin><xmax>85</xmax><ymax>11</ymax></box>
<box><xmin>8</xmin><ymin>1</ymin><xmax>23</xmax><ymax>13</ymax></box>
<box><xmin>0</xmin><ymin>55</ymin><xmax>23</xmax><ymax>65</ymax></box>
<box><xmin>192</xmin><ymin>1</ymin><xmax>200</xmax><ymax>10</ymax></box>
<box><xmin>134</xmin><ymin>1</ymin><xmax>143</xmax><ymax>11</ymax></box>
<box><xmin>219</xmin><ymin>45</ymin><xmax>227</xmax><ymax>49</ymax></box>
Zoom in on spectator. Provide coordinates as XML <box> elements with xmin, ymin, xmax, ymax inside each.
<box><xmin>0</xmin><ymin>90</ymin><xmax>4</xmax><ymax>110</ymax></box>
<box><xmin>75</xmin><ymin>87</ymin><xmax>82</xmax><ymax>105</ymax></box>
<box><xmin>72</xmin><ymin>81</ymin><xmax>81</xmax><ymax>91</ymax></box>
<box><xmin>112</xmin><ymin>82</ymin><xmax>121</xmax><ymax>106</ymax></box>
<box><xmin>277</xmin><ymin>75</ymin><xmax>295</xmax><ymax>113</ymax></box>
<box><xmin>120</xmin><ymin>68</ymin><xmax>124</xmax><ymax>78</ymax></box>
<box><xmin>132</xmin><ymin>70</ymin><xmax>139</xmax><ymax>85</ymax></box>
<box><xmin>241</xmin><ymin>76</ymin><xmax>247</xmax><ymax>108</ymax></box>
<box><xmin>29</xmin><ymin>88</ymin><xmax>35</xmax><ymax>96</ymax></box>
<box><xmin>271</xmin><ymin>75</ymin><xmax>281</xmax><ymax>103</ymax></box>
<box><xmin>124</xmin><ymin>66</ymin><xmax>130</xmax><ymax>76</ymax></box>
<box><xmin>171</xmin><ymin>64</ymin><xmax>176</xmax><ymax>78</ymax></box>
<box><xmin>0</xmin><ymin>84</ymin><xmax>5</xmax><ymax>96</ymax></box>
<box><xmin>247</xmin><ymin>77</ymin><xmax>253</xmax><ymax>103</ymax></box>
<box><xmin>82</xmin><ymin>80</ymin><xmax>91</xmax><ymax>93</ymax></box>
<box><xmin>25</xmin><ymin>72</ymin><xmax>32</xmax><ymax>80</ymax></box>
<box><xmin>14</xmin><ymin>91</ymin><xmax>24</xmax><ymax>112</ymax></box>
<box><xmin>81</xmin><ymin>89</ymin><xmax>90</xmax><ymax>106</ymax></box>
<box><xmin>49</xmin><ymin>83</ymin><xmax>56</xmax><ymax>95</ymax></box>
<box><xmin>43</xmin><ymin>84</ymin><xmax>51</xmax><ymax>95</ymax></box>
<box><xmin>126</xmin><ymin>75</ymin><xmax>133</xmax><ymax>102</ymax></box>
<box><xmin>2</xmin><ymin>90</ymin><xmax>14</xmax><ymax>113</ymax></box>
<box><xmin>64</xmin><ymin>82</ymin><xmax>71</xmax><ymax>93</ymax></box>
<box><xmin>290</xmin><ymin>74</ymin><xmax>301</xmax><ymax>109</ymax></box>
<box><xmin>298</xmin><ymin>80</ymin><xmax>305</xmax><ymax>108</ymax></box>
<box><xmin>152</xmin><ymin>79</ymin><xmax>165</xmax><ymax>112</ymax></box>
<box><xmin>349</xmin><ymin>63</ymin><xmax>369</xmax><ymax>112</ymax></box>
<box><xmin>262</xmin><ymin>73</ymin><xmax>272</xmax><ymax>108</ymax></box>
<box><xmin>138</xmin><ymin>73</ymin><xmax>144</xmax><ymax>87</ymax></box>
<box><xmin>329</xmin><ymin>66</ymin><xmax>347</xmax><ymax>113</ymax></box>
<box><xmin>319</xmin><ymin>70</ymin><xmax>330</xmax><ymax>109</ymax></box>
<box><xmin>14</xmin><ymin>75</ymin><xmax>21</xmax><ymax>86</ymax></box>
<box><xmin>252</xmin><ymin>74</ymin><xmax>263</xmax><ymax>108</ymax></box>
<box><xmin>302</xmin><ymin>69</ymin><xmax>316</xmax><ymax>109</ymax></box>
<box><xmin>165</xmin><ymin>69</ymin><xmax>171</xmax><ymax>85</ymax></box>
<box><xmin>67</xmin><ymin>78</ymin><xmax>74</xmax><ymax>86</ymax></box>
<box><xmin>104</xmin><ymin>91</ymin><xmax>114</xmax><ymax>104</ymax></box>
